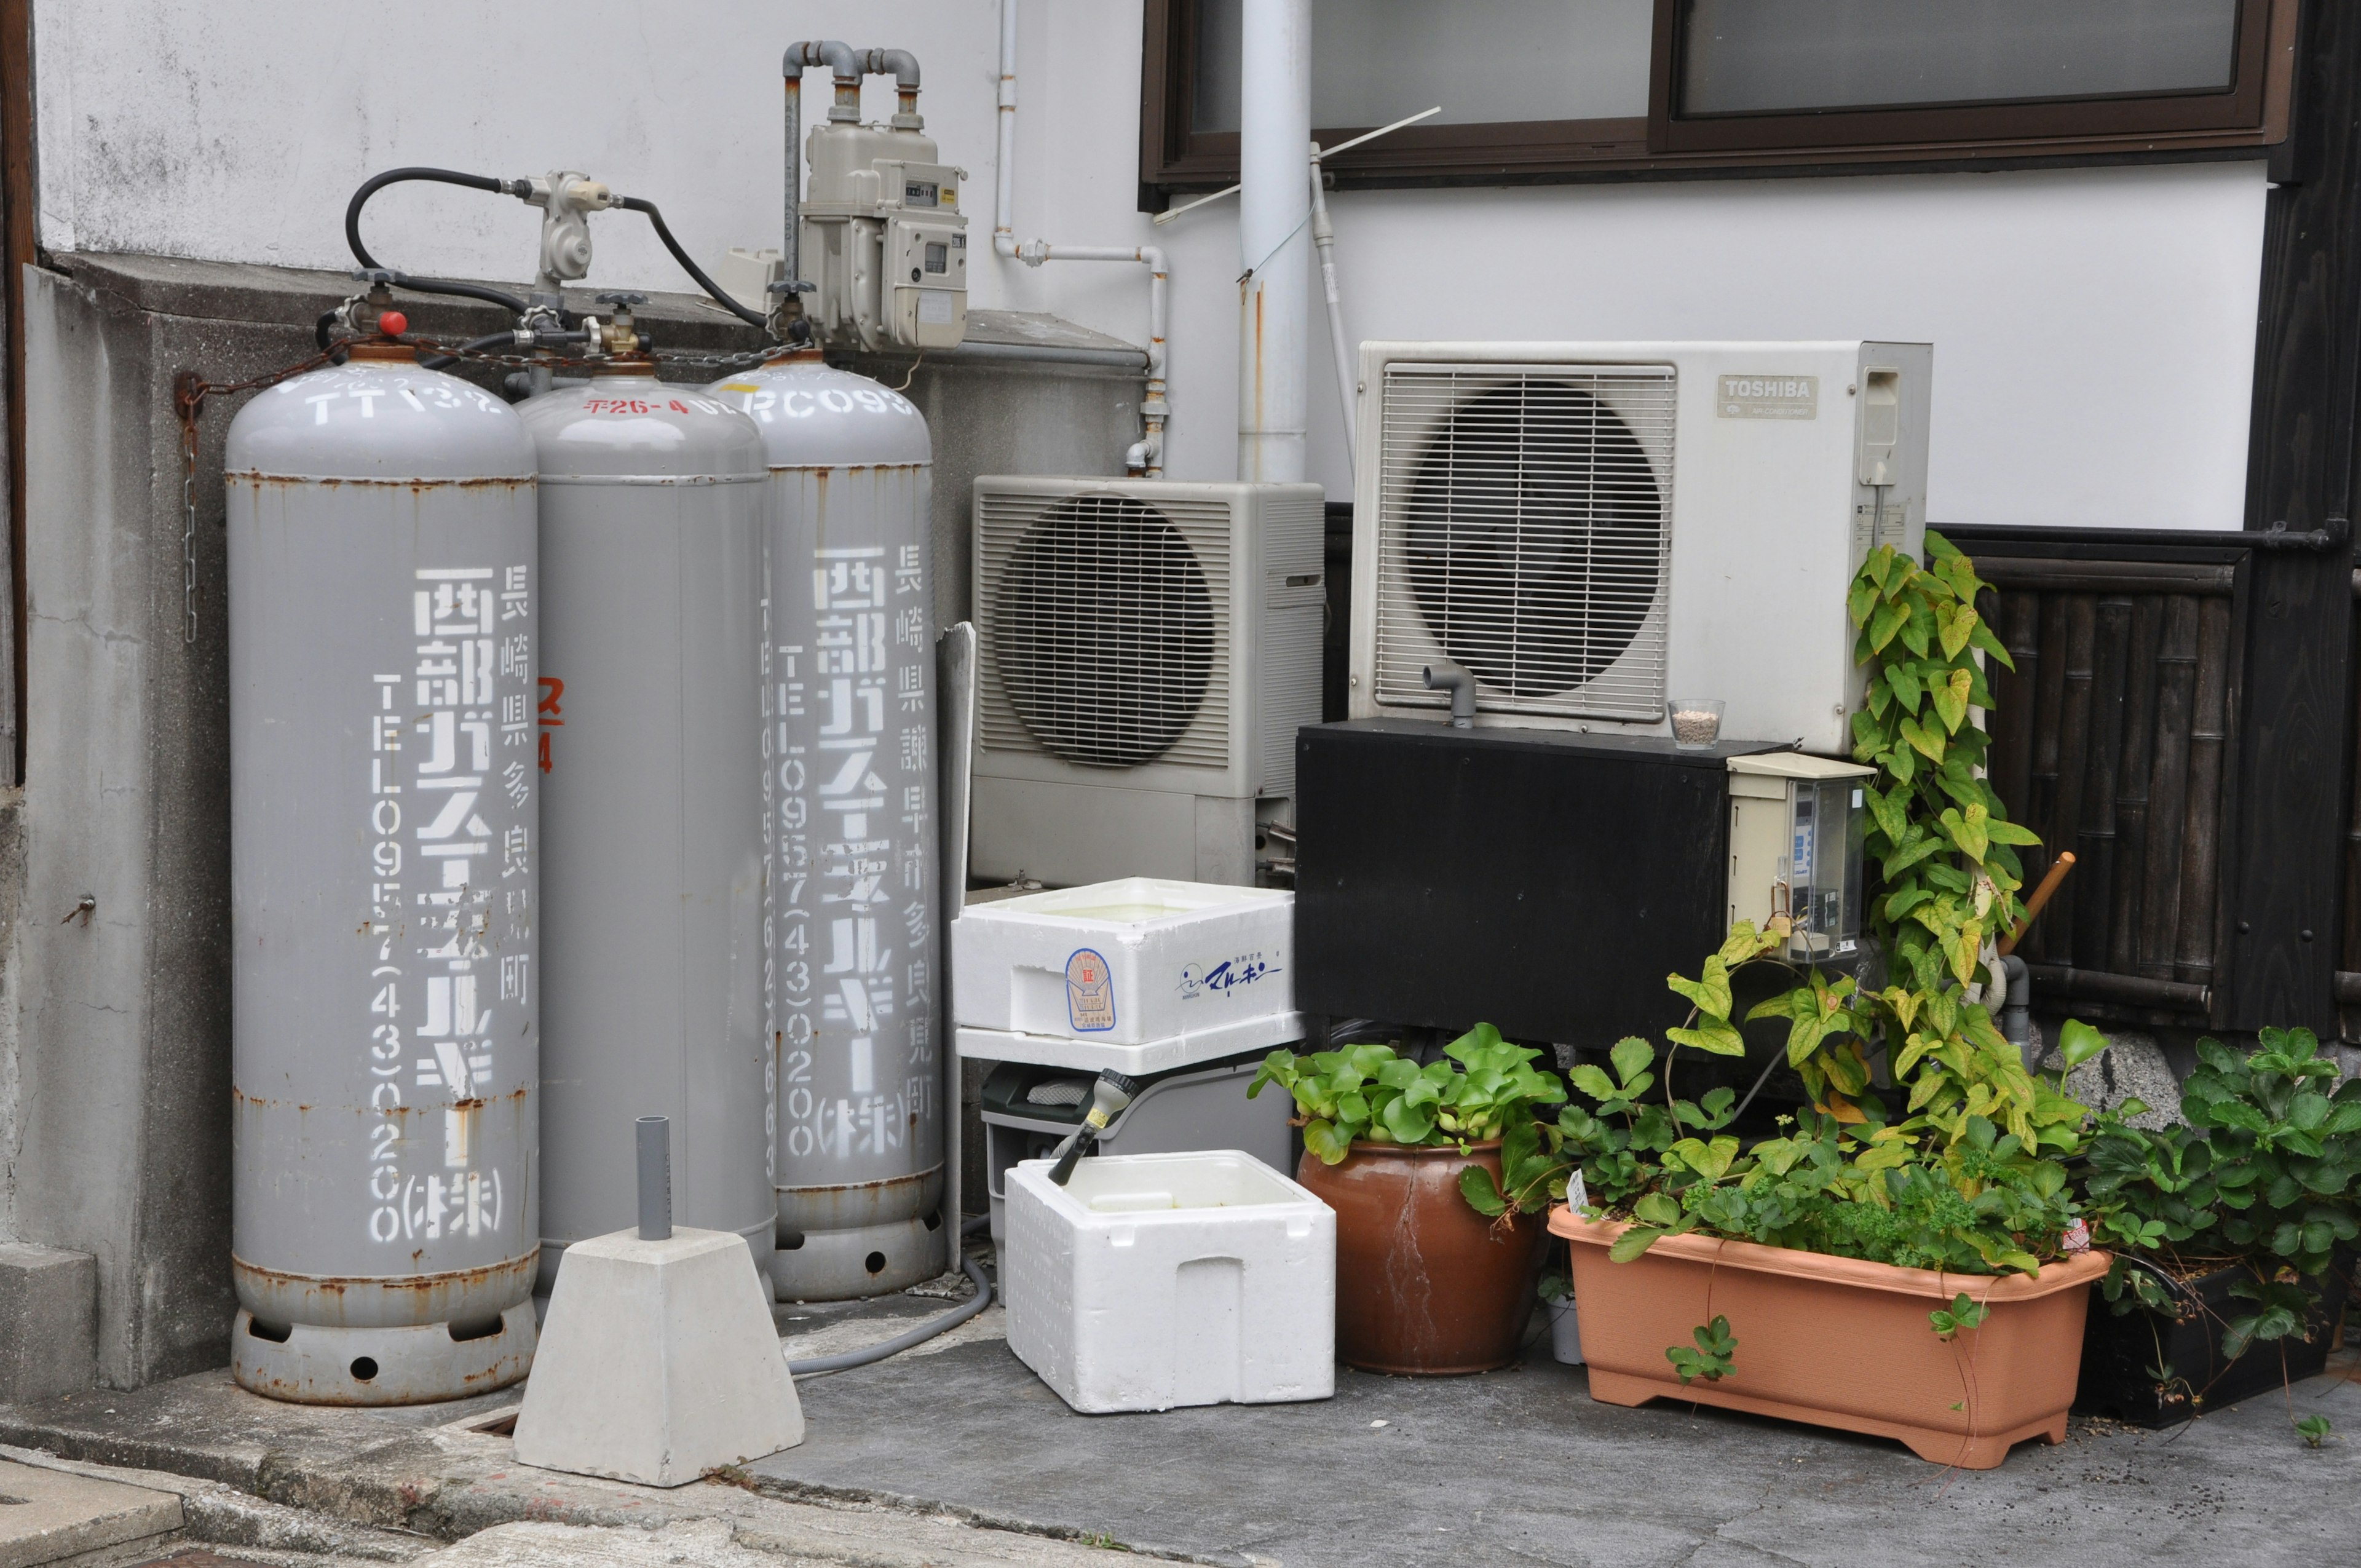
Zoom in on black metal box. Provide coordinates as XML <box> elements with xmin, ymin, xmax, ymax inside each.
<box><xmin>1293</xmin><ymin>720</ymin><xmax>1786</xmax><ymax>1047</ymax></box>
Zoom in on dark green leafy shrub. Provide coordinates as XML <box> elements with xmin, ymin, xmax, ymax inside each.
<box><xmin>2082</xmin><ymin>1026</ymin><xmax>2361</xmax><ymax>1356</ymax></box>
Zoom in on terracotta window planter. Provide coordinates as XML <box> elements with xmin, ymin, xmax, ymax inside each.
<box><xmin>1295</xmin><ymin>1141</ymin><xmax>1544</xmax><ymax>1374</ymax></box>
<box><xmin>1552</xmin><ymin>1209</ymin><xmax>2110</xmax><ymax>1469</ymax></box>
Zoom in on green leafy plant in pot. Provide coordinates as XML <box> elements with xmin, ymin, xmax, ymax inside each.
<box><xmin>2078</xmin><ymin>1024</ymin><xmax>2361</xmax><ymax>1436</ymax></box>
<box><xmin>1249</xmin><ymin>1024</ymin><xmax>1565</xmax><ymax>1374</ymax></box>
<box><xmin>1544</xmin><ymin>536</ymin><xmax>2119</xmax><ymax>1470</ymax></box>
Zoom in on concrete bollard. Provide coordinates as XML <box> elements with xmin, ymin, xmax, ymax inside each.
<box><xmin>513</xmin><ymin>1119</ymin><xmax>804</xmax><ymax>1486</ymax></box>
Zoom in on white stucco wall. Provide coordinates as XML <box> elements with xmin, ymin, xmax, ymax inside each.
<box><xmin>31</xmin><ymin>0</ymin><xmax>2267</xmax><ymax>528</ymax></box>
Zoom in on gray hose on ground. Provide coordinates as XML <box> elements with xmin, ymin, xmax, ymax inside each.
<box><xmin>786</xmin><ymin>1249</ymin><xmax>993</xmax><ymax>1377</ymax></box>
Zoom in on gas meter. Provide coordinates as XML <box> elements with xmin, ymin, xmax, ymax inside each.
<box><xmin>1726</xmin><ymin>753</ymin><xmax>1876</xmax><ymax>965</ymax></box>
<box><xmin>802</xmin><ymin>121</ymin><xmax>968</xmax><ymax>352</ymax></box>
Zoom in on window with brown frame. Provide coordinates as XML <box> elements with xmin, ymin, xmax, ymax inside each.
<box><xmin>1139</xmin><ymin>0</ymin><xmax>2296</xmax><ymax>204</ymax></box>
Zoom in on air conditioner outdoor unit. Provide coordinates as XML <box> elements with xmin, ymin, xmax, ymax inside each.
<box><xmin>970</xmin><ymin>477</ymin><xmax>1326</xmax><ymax>888</ymax></box>
<box><xmin>1348</xmin><ymin>341</ymin><xmax>1931</xmax><ymax>756</ymax></box>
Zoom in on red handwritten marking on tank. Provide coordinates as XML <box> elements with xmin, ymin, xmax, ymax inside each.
<box><xmin>582</xmin><ymin>398</ymin><xmax>699</xmax><ymax>416</ymax></box>
<box><xmin>537</xmin><ymin>677</ymin><xmax>564</xmax><ymax>774</ymax></box>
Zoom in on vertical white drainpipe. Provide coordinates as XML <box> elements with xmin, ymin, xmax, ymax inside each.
<box><xmin>1307</xmin><ymin>147</ymin><xmax>1355</xmax><ymax>464</ymax></box>
<box><xmin>994</xmin><ymin>0</ymin><xmax>1169</xmax><ymax>476</ymax></box>
<box><xmin>1238</xmin><ymin>0</ymin><xmax>1311</xmax><ymax>484</ymax></box>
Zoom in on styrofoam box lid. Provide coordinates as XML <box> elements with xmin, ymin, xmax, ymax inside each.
<box><xmin>1010</xmin><ymin>1150</ymin><xmax>1326</xmax><ymax>1223</ymax></box>
<box><xmin>954</xmin><ymin>877</ymin><xmax>1295</xmax><ymax>1047</ymax></box>
<box><xmin>963</xmin><ymin>877</ymin><xmax>1290</xmax><ymax>930</ymax></box>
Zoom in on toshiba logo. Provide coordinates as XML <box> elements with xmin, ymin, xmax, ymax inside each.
<box><xmin>1717</xmin><ymin>374</ymin><xmax>1819</xmax><ymax>420</ymax></box>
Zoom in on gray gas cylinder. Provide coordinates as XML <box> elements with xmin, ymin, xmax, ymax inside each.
<box><xmin>227</xmin><ymin>341</ymin><xmax>541</xmax><ymax>1405</ymax></box>
<box><xmin>710</xmin><ymin>350</ymin><xmax>943</xmax><ymax>1299</ymax></box>
<box><xmin>520</xmin><ymin>362</ymin><xmax>775</xmax><ymax>1293</ymax></box>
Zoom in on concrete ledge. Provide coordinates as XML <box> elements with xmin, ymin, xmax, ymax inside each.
<box><xmin>0</xmin><ymin>1457</ymin><xmax>180</xmax><ymax>1568</ymax></box>
<box><xmin>0</xmin><ymin>1373</ymin><xmax>1153</xmax><ymax>1566</ymax></box>
<box><xmin>0</xmin><ymin>1247</ymin><xmax>95</xmax><ymax>1406</ymax></box>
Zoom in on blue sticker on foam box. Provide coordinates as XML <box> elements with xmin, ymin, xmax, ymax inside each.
<box><xmin>1066</xmin><ymin>948</ymin><xmax>1115</xmax><ymax>1033</ymax></box>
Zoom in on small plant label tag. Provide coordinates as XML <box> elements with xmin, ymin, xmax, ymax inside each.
<box><xmin>1566</xmin><ymin>1170</ymin><xmax>1588</xmax><ymax>1213</ymax></box>
<box><xmin>1065</xmin><ymin>948</ymin><xmax>1115</xmax><ymax>1032</ymax></box>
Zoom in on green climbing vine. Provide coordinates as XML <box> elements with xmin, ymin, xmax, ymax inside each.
<box><xmin>1639</xmin><ymin>531</ymin><xmax>2086</xmax><ymax>1186</ymax></box>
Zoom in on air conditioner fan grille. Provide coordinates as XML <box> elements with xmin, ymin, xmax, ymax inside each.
<box><xmin>979</xmin><ymin>494</ymin><xmax>1225</xmax><ymax>770</ymax></box>
<box><xmin>1374</xmin><ymin>365</ymin><xmax>1675</xmax><ymax>719</ymax></box>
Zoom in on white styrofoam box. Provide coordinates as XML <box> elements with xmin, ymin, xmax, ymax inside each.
<box><xmin>955</xmin><ymin>1012</ymin><xmax>1304</xmax><ymax>1076</ymax></box>
<box><xmin>952</xmin><ymin>877</ymin><xmax>1295</xmax><ymax>1048</ymax></box>
<box><xmin>1003</xmin><ymin>1150</ymin><xmax>1335</xmax><ymax>1414</ymax></box>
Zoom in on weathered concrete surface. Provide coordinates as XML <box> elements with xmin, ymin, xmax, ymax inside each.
<box><xmin>405</xmin><ymin>1515</ymin><xmax>1129</xmax><ymax>1568</ymax></box>
<box><xmin>0</xmin><ymin>1456</ymin><xmax>181</xmax><ymax>1568</ymax></box>
<box><xmin>0</xmin><ymin>1384</ymin><xmax>1173</xmax><ymax>1567</ymax></box>
<box><xmin>3</xmin><ymin>1444</ymin><xmax>432</xmax><ymax>1562</ymax></box>
<box><xmin>0</xmin><ymin>1244</ymin><xmax>95</xmax><ymax>1405</ymax></box>
<box><xmin>756</xmin><ymin>1315</ymin><xmax>2361</xmax><ymax>1568</ymax></box>
<box><xmin>18</xmin><ymin>260</ymin><xmax>249</xmax><ymax>1393</ymax></box>
<box><xmin>6</xmin><ymin>1301</ymin><xmax>2359</xmax><ymax>1568</ymax></box>
<box><xmin>405</xmin><ymin>1521</ymin><xmax>765</xmax><ymax>1568</ymax></box>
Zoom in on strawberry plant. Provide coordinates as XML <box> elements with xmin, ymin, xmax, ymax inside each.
<box><xmin>2082</xmin><ymin>1028</ymin><xmax>2361</xmax><ymax>1363</ymax></box>
<box><xmin>1666</xmin><ymin>1315</ymin><xmax>1736</xmax><ymax>1385</ymax></box>
<box><xmin>1929</xmin><ymin>1292</ymin><xmax>1989</xmax><ymax>1341</ymax></box>
<box><xmin>1247</xmin><ymin>1024</ymin><xmax>1565</xmax><ymax>1167</ymax></box>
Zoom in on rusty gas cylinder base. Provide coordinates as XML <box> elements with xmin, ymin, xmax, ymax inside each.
<box><xmin>230</xmin><ymin>1302</ymin><xmax>536</xmax><ymax>1407</ymax></box>
<box><xmin>774</xmin><ymin>1165</ymin><xmax>949</xmax><ymax>1301</ymax></box>
<box><xmin>1294</xmin><ymin>1140</ymin><xmax>1544</xmax><ymax>1376</ymax></box>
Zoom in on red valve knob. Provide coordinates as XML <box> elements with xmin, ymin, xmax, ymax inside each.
<box><xmin>379</xmin><ymin>311</ymin><xmax>408</xmax><ymax>336</ymax></box>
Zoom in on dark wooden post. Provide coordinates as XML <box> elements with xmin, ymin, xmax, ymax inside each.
<box><xmin>2232</xmin><ymin>0</ymin><xmax>2361</xmax><ymax>1035</ymax></box>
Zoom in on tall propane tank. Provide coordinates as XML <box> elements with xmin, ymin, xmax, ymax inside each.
<box><xmin>711</xmin><ymin>348</ymin><xmax>943</xmax><ymax>1299</ymax></box>
<box><xmin>227</xmin><ymin>333</ymin><xmax>542</xmax><ymax>1405</ymax></box>
<box><xmin>522</xmin><ymin>336</ymin><xmax>775</xmax><ymax>1292</ymax></box>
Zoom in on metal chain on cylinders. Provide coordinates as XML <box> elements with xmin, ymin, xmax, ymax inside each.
<box><xmin>170</xmin><ymin>335</ymin><xmax>778</xmax><ymax>643</ymax></box>
<box><xmin>175</xmin><ymin>352</ymin><xmax>339</xmax><ymax>644</ymax></box>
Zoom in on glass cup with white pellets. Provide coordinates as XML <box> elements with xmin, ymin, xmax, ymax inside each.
<box><xmin>1670</xmin><ymin>698</ymin><xmax>1724</xmax><ymax>750</ymax></box>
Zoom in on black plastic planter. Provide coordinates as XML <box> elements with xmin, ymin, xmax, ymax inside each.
<box><xmin>2076</xmin><ymin>1262</ymin><xmax>2350</xmax><ymax>1428</ymax></box>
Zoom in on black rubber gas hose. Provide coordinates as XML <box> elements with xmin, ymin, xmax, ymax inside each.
<box><xmin>346</xmin><ymin>167</ymin><xmax>534</xmax><ymax>316</ymax></box>
<box><xmin>615</xmin><ymin>194</ymin><xmax>770</xmax><ymax>330</ymax></box>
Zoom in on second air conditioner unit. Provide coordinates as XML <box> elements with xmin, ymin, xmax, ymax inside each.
<box><xmin>1348</xmin><ymin>341</ymin><xmax>1932</xmax><ymax>756</ymax></box>
<box><xmin>970</xmin><ymin>477</ymin><xmax>1325</xmax><ymax>888</ymax></box>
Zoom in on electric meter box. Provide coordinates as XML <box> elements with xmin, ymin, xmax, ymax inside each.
<box><xmin>802</xmin><ymin>122</ymin><xmax>968</xmax><ymax>352</ymax></box>
<box><xmin>1726</xmin><ymin>753</ymin><xmax>1876</xmax><ymax>965</ymax></box>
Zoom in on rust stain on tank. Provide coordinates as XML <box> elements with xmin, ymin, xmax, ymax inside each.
<box><xmin>234</xmin><ymin>1251</ymin><xmax>539</xmax><ymax>1327</ymax></box>
<box><xmin>235</xmin><ymin>471</ymin><xmax>536</xmax><ymax>493</ymax></box>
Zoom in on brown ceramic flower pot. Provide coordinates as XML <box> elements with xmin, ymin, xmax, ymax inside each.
<box><xmin>1552</xmin><ymin>1208</ymin><xmax>2110</xmax><ymax>1470</ymax></box>
<box><xmin>1295</xmin><ymin>1140</ymin><xmax>1544</xmax><ymax>1374</ymax></box>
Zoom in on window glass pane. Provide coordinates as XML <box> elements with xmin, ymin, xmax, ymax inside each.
<box><xmin>1193</xmin><ymin>0</ymin><xmax>1653</xmax><ymax>134</ymax></box>
<box><xmin>1680</xmin><ymin>0</ymin><xmax>2242</xmax><ymax>116</ymax></box>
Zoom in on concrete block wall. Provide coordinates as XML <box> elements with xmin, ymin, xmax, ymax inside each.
<box><xmin>0</xmin><ymin>253</ymin><xmax>1139</xmax><ymax>1390</ymax></box>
